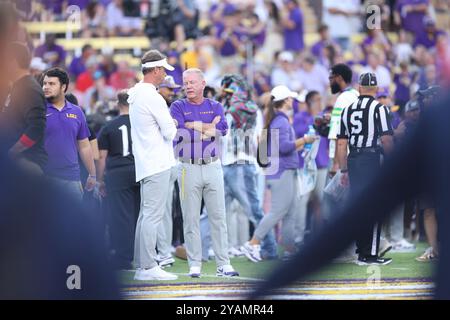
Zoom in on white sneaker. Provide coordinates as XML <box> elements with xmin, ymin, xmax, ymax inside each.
<box><xmin>228</xmin><ymin>247</ymin><xmax>244</xmax><ymax>257</ymax></box>
<box><xmin>188</xmin><ymin>266</ymin><xmax>201</xmax><ymax>278</ymax></box>
<box><xmin>134</xmin><ymin>266</ymin><xmax>178</xmax><ymax>281</ymax></box>
<box><xmin>392</xmin><ymin>239</ymin><xmax>416</xmax><ymax>252</ymax></box>
<box><xmin>217</xmin><ymin>264</ymin><xmax>239</xmax><ymax>277</ymax></box>
<box><xmin>158</xmin><ymin>256</ymin><xmax>175</xmax><ymax>268</ymax></box>
<box><xmin>240</xmin><ymin>242</ymin><xmax>261</xmax><ymax>263</ymax></box>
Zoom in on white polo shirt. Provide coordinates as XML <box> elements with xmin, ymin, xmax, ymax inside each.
<box><xmin>128</xmin><ymin>82</ymin><xmax>177</xmax><ymax>182</ymax></box>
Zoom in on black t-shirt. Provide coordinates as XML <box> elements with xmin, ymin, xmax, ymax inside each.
<box><xmin>98</xmin><ymin>115</ymin><xmax>137</xmax><ymax>191</ymax></box>
<box><xmin>0</xmin><ymin>75</ymin><xmax>47</xmax><ymax>168</ymax></box>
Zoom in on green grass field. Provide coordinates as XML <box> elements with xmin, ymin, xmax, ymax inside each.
<box><xmin>120</xmin><ymin>242</ymin><xmax>435</xmax><ymax>286</ymax></box>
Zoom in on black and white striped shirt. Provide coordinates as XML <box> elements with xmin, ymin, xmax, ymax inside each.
<box><xmin>337</xmin><ymin>95</ymin><xmax>393</xmax><ymax>148</ymax></box>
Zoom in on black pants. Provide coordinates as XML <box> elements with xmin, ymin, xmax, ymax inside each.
<box><xmin>106</xmin><ymin>185</ymin><xmax>140</xmax><ymax>269</ymax></box>
<box><xmin>348</xmin><ymin>151</ymin><xmax>383</xmax><ymax>258</ymax></box>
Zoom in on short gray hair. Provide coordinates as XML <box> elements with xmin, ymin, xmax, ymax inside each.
<box><xmin>183</xmin><ymin>68</ymin><xmax>205</xmax><ymax>80</ymax></box>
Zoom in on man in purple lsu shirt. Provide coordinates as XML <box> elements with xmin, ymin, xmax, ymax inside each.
<box><xmin>170</xmin><ymin>68</ymin><xmax>239</xmax><ymax>278</ymax></box>
<box><xmin>42</xmin><ymin>68</ymin><xmax>96</xmax><ymax>201</ymax></box>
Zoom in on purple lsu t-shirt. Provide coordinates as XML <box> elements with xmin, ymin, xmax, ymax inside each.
<box><xmin>44</xmin><ymin>101</ymin><xmax>90</xmax><ymax>181</ymax></box>
<box><xmin>170</xmin><ymin>98</ymin><xmax>228</xmax><ymax>159</ymax></box>
<box><xmin>283</xmin><ymin>7</ymin><xmax>304</xmax><ymax>52</ymax></box>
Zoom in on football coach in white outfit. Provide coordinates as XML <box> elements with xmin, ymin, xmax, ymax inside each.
<box><xmin>128</xmin><ymin>50</ymin><xmax>178</xmax><ymax>281</ymax></box>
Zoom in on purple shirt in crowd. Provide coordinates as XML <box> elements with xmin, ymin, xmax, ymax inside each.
<box><xmin>44</xmin><ymin>101</ymin><xmax>90</xmax><ymax>181</ymax></box>
<box><xmin>395</xmin><ymin>0</ymin><xmax>429</xmax><ymax>34</ymax></box>
<box><xmin>394</xmin><ymin>72</ymin><xmax>413</xmax><ymax>103</ymax></box>
<box><xmin>283</xmin><ymin>7</ymin><xmax>304</xmax><ymax>52</ymax></box>
<box><xmin>216</xmin><ymin>23</ymin><xmax>243</xmax><ymax>57</ymax></box>
<box><xmin>293</xmin><ymin>111</ymin><xmax>329</xmax><ymax>169</ymax></box>
<box><xmin>414</xmin><ymin>30</ymin><xmax>446</xmax><ymax>49</ymax></box>
<box><xmin>42</xmin><ymin>0</ymin><xmax>63</xmax><ymax>14</ymax></box>
<box><xmin>34</xmin><ymin>43</ymin><xmax>67</xmax><ymax>67</ymax></box>
<box><xmin>266</xmin><ymin>112</ymin><xmax>299</xmax><ymax>180</ymax></box>
<box><xmin>68</xmin><ymin>56</ymin><xmax>87</xmax><ymax>79</ymax></box>
<box><xmin>170</xmin><ymin>98</ymin><xmax>228</xmax><ymax>159</ymax></box>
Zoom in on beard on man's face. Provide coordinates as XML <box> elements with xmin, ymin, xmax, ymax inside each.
<box><xmin>331</xmin><ymin>82</ymin><xmax>341</xmax><ymax>94</ymax></box>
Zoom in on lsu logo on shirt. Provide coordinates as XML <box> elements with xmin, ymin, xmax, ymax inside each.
<box><xmin>184</xmin><ymin>112</ymin><xmax>192</xmax><ymax>116</ymax></box>
<box><xmin>199</xmin><ymin>111</ymin><xmax>214</xmax><ymax>115</ymax></box>
<box><xmin>66</xmin><ymin>113</ymin><xmax>78</xmax><ymax>119</ymax></box>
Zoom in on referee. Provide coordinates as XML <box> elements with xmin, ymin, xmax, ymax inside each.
<box><xmin>336</xmin><ymin>72</ymin><xmax>394</xmax><ymax>265</ymax></box>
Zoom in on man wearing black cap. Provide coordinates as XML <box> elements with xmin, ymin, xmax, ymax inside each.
<box><xmin>336</xmin><ymin>72</ymin><xmax>394</xmax><ymax>265</ymax></box>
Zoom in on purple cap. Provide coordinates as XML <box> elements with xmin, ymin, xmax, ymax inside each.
<box><xmin>376</xmin><ymin>87</ymin><xmax>390</xmax><ymax>98</ymax></box>
<box><xmin>223</xmin><ymin>4</ymin><xmax>237</xmax><ymax>16</ymax></box>
<box><xmin>159</xmin><ymin>75</ymin><xmax>181</xmax><ymax>89</ymax></box>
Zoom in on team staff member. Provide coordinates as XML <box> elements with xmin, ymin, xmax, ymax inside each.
<box><xmin>97</xmin><ymin>90</ymin><xmax>140</xmax><ymax>270</ymax></box>
<box><xmin>0</xmin><ymin>42</ymin><xmax>47</xmax><ymax>174</ymax></box>
<box><xmin>42</xmin><ymin>67</ymin><xmax>96</xmax><ymax>201</ymax></box>
<box><xmin>170</xmin><ymin>68</ymin><xmax>239</xmax><ymax>278</ymax></box>
<box><xmin>241</xmin><ymin>85</ymin><xmax>316</xmax><ymax>262</ymax></box>
<box><xmin>336</xmin><ymin>72</ymin><xmax>394</xmax><ymax>265</ymax></box>
<box><xmin>128</xmin><ymin>50</ymin><xmax>178</xmax><ymax>281</ymax></box>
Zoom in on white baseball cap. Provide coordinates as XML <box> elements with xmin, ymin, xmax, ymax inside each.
<box><xmin>278</xmin><ymin>51</ymin><xmax>294</xmax><ymax>63</ymax></box>
<box><xmin>271</xmin><ymin>85</ymin><xmax>298</xmax><ymax>102</ymax></box>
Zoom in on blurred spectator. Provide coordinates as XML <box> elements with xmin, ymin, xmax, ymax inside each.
<box><xmin>34</xmin><ymin>34</ymin><xmax>67</xmax><ymax>68</ymax></box>
<box><xmin>311</xmin><ymin>24</ymin><xmax>338</xmax><ymax>64</ymax></box>
<box><xmin>76</xmin><ymin>55</ymin><xmax>98</xmax><ymax>93</ymax></box>
<box><xmin>297</xmin><ymin>55</ymin><xmax>330</xmax><ymax>95</ymax></box>
<box><xmin>166</xmin><ymin>50</ymin><xmax>184</xmax><ymax>88</ymax></box>
<box><xmin>280</xmin><ymin>0</ymin><xmax>304</xmax><ymax>53</ymax></box>
<box><xmin>68</xmin><ymin>44</ymin><xmax>96</xmax><ymax>80</ymax></box>
<box><xmin>177</xmin><ymin>0</ymin><xmax>200</xmax><ymax>39</ymax></box>
<box><xmin>271</xmin><ymin>51</ymin><xmax>302</xmax><ymax>91</ymax></box>
<box><xmin>106</xmin><ymin>0</ymin><xmax>143</xmax><ymax>36</ymax></box>
<box><xmin>215</xmin><ymin>6</ymin><xmax>243</xmax><ymax>58</ymax></box>
<box><xmin>414</xmin><ymin>17</ymin><xmax>447</xmax><ymax>49</ymax></box>
<box><xmin>146</xmin><ymin>0</ymin><xmax>186</xmax><ymax>51</ymax></box>
<box><xmin>394</xmin><ymin>62</ymin><xmax>415</xmax><ymax>110</ymax></box>
<box><xmin>362</xmin><ymin>29</ymin><xmax>391</xmax><ymax>55</ymax></box>
<box><xmin>30</xmin><ymin>57</ymin><xmax>48</xmax><ymax>78</ymax></box>
<box><xmin>394</xmin><ymin>0</ymin><xmax>429</xmax><ymax>35</ymax></box>
<box><xmin>239</xmin><ymin>12</ymin><xmax>266</xmax><ymax>50</ymax></box>
<box><xmin>322</xmin><ymin>0</ymin><xmax>361</xmax><ymax>51</ymax></box>
<box><xmin>81</xmin><ymin>0</ymin><xmax>107</xmax><ymax>38</ymax></box>
<box><xmin>109</xmin><ymin>60</ymin><xmax>137</xmax><ymax>91</ymax></box>
<box><xmin>360</xmin><ymin>52</ymin><xmax>391</xmax><ymax>90</ymax></box>
<box><xmin>98</xmin><ymin>54</ymin><xmax>118</xmax><ymax>81</ymax></box>
<box><xmin>260</xmin><ymin>1</ymin><xmax>283</xmax><ymax>65</ymax></box>
<box><xmin>418</xmin><ymin>63</ymin><xmax>438</xmax><ymax>89</ymax></box>
<box><xmin>41</xmin><ymin>0</ymin><xmax>66</xmax><ymax>21</ymax></box>
<box><xmin>253</xmin><ymin>66</ymin><xmax>272</xmax><ymax>96</ymax></box>
<box><xmin>83</xmin><ymin>70</ymin><xmax>116</xmax><ymax>114</ymax></box>
<box><xmin>394</xmin><ymin>30</ymin><xmax>415</xmax><ymax>65</ymax></box>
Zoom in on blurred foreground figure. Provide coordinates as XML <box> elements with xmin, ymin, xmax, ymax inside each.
<box><xmin>251</xmin><ymin>92</ymin><xmax>450</xmax><ymax>299</ymax></box>
<box><xmin>0</xmin><ymin>3</ymin><xmax>118</xmax><ymax>299</ymax></box>
<box><xmin>0</xmin><ymin>151</ymin><xmax>119</xmax><ymax>299</ymax></box>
